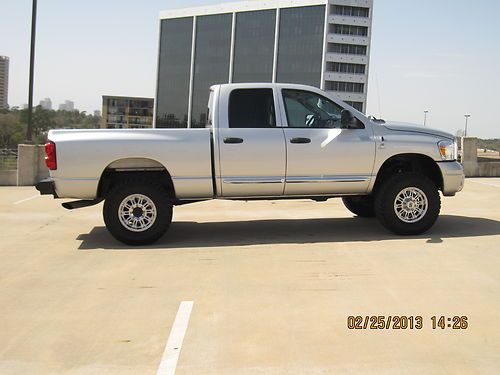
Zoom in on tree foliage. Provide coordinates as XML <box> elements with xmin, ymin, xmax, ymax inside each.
<box><xmin>0</xmin><ymin>107</ymin><xmax>101</xmax><ymax>147</ymax></box>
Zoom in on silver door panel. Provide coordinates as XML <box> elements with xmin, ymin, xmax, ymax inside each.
<box><xmin>283</xmin><ymin>128</ymin><xmax>375</xmax><ymax>195</ymax></box>
<box><xmin>218</xmin><ymin>128</ymin><xmax>287</xmax><ymax>197</ymax></box>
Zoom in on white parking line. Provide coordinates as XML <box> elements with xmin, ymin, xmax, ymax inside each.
<box><xmin>468</xmin><ymin>180</ymin><xmax>500</xmax><ymax>188</ymax></box>
<box><xmin>156</xmin><ymin>301</ymin><xmax>194</xmax><ymax>375</ymax></box>
<box><xmin>13</xmin><ymin>195</ymin><xmax>41</xmax><ymax>205</ymax></box>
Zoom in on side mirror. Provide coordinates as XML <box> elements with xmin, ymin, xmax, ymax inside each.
<box><xmin>341</xmin><ymin>109</ymin><xmax>354</xmax><ymax>127</ymax></box>
<box><xmin>340</xmin><ymin>109</ymin><xmax>362</xmax><ymax>129</ymax></box>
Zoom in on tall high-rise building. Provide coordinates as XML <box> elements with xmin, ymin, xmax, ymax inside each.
<box><xmin>0</xmin><ymin>56</ymin><xmax>9</xmax><ymax>109</ymax></box>
<box><xmin>156</xmin><ymin>0</ymin><xmax>373</xmax><ymax>128</ymax></box>
<box><xmin>39</xmin><ymin>98</ymin><xmax>52</xmax><ymax>110</ymax></box>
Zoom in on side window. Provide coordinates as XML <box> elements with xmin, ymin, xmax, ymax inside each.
<box><xmin>229</xmin><ymin>89</ymin><xmax>276</xmax><ymax>128</ymax></box>
<box><xmin>282</xmin><ymin>89</ymin><xmax>344</xmax><ymax>128</ymax></box>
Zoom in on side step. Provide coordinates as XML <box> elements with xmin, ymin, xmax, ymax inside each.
<box><xmin>62</xmin><ymin>199</ymin><xmax>103</xmax><ymax>210</ymax></box>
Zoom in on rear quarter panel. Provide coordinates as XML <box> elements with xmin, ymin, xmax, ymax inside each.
<box><xmin>48</xmin><ymin>128</ymin><xmax>213</xmax><ymax>199</ymax></box>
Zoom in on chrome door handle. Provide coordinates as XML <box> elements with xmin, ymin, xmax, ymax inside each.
<box><xmin>290</xmin><ymin>137</ymin><xmax>311</xmax><ymax>144</ymax></box>
<box><xmin>223</xmin><ymin>137</ymin><xmax>244</xmax><ymax>144</ymax></box>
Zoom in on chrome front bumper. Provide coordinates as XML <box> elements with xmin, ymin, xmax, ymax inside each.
<box><xmin>437</xmin><ymin>161</ymin><xmax>465</xmax><ymax>196</ymax></box>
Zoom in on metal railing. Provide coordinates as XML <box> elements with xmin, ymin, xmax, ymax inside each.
<box><xmin>0</xmin><ymin>148</ymin><xmax>18</xmax><ymax>170</ymax></box>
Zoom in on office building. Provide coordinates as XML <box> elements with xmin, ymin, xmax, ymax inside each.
<box><xmin>39</xmin><ymin>98</ymin><xmax>52</xmax><ymax>110</ymax></box>
<box><xmin>156</xmin><ymin>0</ymin><xmax>373</xmax><ymax>128</ymax></box>
<box><xmin>0</xmin><ymin>56</ymin><xmax>9</xmax><ymax>109</ymax></box>
<box><xmin>101</xmin><ymin>96</ymin><xmax>154</xmax><ymax>128</ymax></box>
<box><xmin>59</xmin><ymin>100</ymin><xmax>75</xmax><ymax>111</ymax></box>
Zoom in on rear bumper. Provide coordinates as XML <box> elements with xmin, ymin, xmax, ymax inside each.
<box><xmin>437</xmin><ymin>161</ymin><xmax>465</xmax><ymax>196</ymax></box>
<box><xmin>35</xmin><ymin>178</ymin><xmax>58</xmax><ymax>198</ymax></box>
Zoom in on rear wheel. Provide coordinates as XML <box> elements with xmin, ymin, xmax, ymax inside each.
<box><xmin>374</xmin><ymin>173</ymin><xmax>440</xmax><ymax>235</ymax></box>
<box><xmin>342</xmin><ymin>196</ymin><xmax>375</xmax><ymax>217</ymax></box>
<box><xmin>103</xmin><ymin>180</ymin><xmax>172</xmax><ymax>245</ymax></box>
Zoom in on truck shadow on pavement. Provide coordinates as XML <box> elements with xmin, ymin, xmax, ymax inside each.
<box><xmin>77</xmin><ymin>214</ymin><xmax>500</xmax><ymax>250</ymax></box>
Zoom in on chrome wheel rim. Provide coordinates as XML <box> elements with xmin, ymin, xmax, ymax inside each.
<box><xmin>118</xmin><ymin>194</ymin><xmax>157</xmax><ymax>232</ymax></box>
<box><xmin>394</xmin><ymin>187</ymin><xmax>428</xmax><ymax>223</ymax></box>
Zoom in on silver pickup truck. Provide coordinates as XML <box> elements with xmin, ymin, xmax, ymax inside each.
<box><xmin>36</xmin><ymin>83</ymin><xmax>464</xmax><ymax>245</ymax></box>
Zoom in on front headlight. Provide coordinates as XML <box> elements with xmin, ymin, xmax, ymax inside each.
<box><xmin>438</xmin><ymin>140</ymin><xmax>456</xmax><ymax>161</ymax></box>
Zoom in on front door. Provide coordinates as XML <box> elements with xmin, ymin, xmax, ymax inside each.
<box><xmin>217</xmin><ymin>88</ymin><xmax>286</xmax><ymax>197</ymax></box>
<box><xmin>280</xmin><ymin>88</ymin><xmax>376</xmax><ymax>195</ymax></box>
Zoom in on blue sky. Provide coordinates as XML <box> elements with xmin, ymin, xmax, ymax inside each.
<box><xmin>1</xmin><ymin>0</ymin><xmax>499</xmax><ymax>137</ymax></box>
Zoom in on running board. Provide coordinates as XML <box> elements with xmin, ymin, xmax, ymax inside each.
<box><xmin>62</xmin><ymin>199</ymin><xmax>103</xmax><ymax>210</ymax></box>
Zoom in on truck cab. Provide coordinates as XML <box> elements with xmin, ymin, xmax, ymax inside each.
<box><xmin>212</xmin><ymin>83</ymin><xmax>376</xmax><ymax>198</ymax></box>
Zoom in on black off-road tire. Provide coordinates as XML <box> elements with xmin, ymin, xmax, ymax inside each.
<box><xmin>374</xmin><ymin>173</ymin><xmax>440</xmax><ymax>235</ymax></box>
<box><xmin>103</xmin><ymin>179</ymin><xmax>172</xmax><ymax>245</ymax></box>
<box><xmin>342</xmin><ymin>196</ymin><xmax>376</xmax><ymax>217</ymax></box>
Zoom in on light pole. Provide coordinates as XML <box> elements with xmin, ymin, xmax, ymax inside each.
<box><xmin>26</xmin><ymin>0</ymin><xmax>38</xmax><ymax>142</ymax></box>
<box><xmin>464</xmin><ymin>114</ymin><xmax>471</xmax><ymax>137</ymax></box>
<box><xmin>423</xmin><ymin>110</ymin><xmax>429</xmax><ymax>127</ymax></box>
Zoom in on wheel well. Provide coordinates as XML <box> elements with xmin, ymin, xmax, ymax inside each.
<box><xmin>373</xmin><ymin>154</ymin><xmax>443</xmax><ymax>193</ymax></box>
<box><xmin>97</xmin><ymin>159</ymin><xmax>176</xmax><ymax>199</ymax></box>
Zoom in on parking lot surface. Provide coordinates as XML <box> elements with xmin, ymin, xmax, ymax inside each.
<box><xmin>1</xmin><ymin>178</ymin><xmax>499</xmax><ymax>374</ymax></box>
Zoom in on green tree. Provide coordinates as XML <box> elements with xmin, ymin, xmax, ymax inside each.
<box><xmin>0</xmin><ymin>113</ymin><xmax>25</xmax><ymax>148</ymax></box>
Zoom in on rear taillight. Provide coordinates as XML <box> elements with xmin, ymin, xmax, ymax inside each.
<box><xmin>45</xmin><ymin>141</ymin><xmax>57</xmax><ymax>170</ymax></box>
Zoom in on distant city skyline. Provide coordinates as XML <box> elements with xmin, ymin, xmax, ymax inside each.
<box><xmin>21</xmin><ymin>98</ymin><xmax>78</xmax><ymax>112</ymax></box>
<box><xmin>0</xmin><ymin>55</ymin><xmax>8</xmax><ymax>109</ymax></box>
<box><xmin>58</xmin><ymin>100</ymin><xmax>75</xmax><ymax>112</ymax></box>
<box><xmin>39</xmin><ymin>97</ymin><xmax>52</xmax><ymax>110</ymax></box>
<box><xmin>0</xmin><ymin>0</ymin><xmax>499</xmax><ymax>137</ymax></box>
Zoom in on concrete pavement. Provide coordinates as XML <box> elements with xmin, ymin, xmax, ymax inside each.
<box><xmin>0</xmin><ymin>179</ymin><xmax>499</xmax><ymax>374</ymax></box>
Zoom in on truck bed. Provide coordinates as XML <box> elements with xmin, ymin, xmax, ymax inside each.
<box><xmin>48</xmin><ymin>128</ymin><xmax>214</xmax><ymax>200</ymax></box>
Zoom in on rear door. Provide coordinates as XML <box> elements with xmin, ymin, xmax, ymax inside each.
<box><xmin>280</xmin><ymin>88</ymin><xmax>376</xmax><ymax>195</ymax></box>
<box><xmin>216</xmin><ymin>87</ymin><xmax>286</xmax><ymax>197</ymax></box>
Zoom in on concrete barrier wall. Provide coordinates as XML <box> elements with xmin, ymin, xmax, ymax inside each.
<box><xmin>36</xmin><ymin>145</ymin><xmax>49</xmax><ymax>182</ymax></box>
<box><xmin>0</xmin><ymin>170</ymin><xmax>17</xmax><ymax>186</ymax></box>
<box><xmin>17</xmin><ymin>144</ymin><xmax>49</xmax><ymax>186</ymax></box>
<box><xmin>461</xmin><ymin>137</ymin><xmax>500</xmax><ymax>177</ymax></box>
<box><xmin>476</xmin><ymin>162</ymin><xmax>500</xmax><ymax>177</ymax></box>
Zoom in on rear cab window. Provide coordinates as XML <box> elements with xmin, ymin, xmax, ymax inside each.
<box><xmin>228</xmin><ymin>89</ymin><xmax>276</xmax><ymax>128</ymax></box>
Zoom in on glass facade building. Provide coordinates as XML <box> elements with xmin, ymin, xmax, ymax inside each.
<box><xmin>232</xmin><ymin>10</ymin><xmax>276</xmax><ymax>84</ymax></box>
<box><xmin>156</xmin><ymin>0</ymin><xmax>373</xmax><ymax>127</ymax></box>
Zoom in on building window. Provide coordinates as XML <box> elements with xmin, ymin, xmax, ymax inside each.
<box><xmin>276</xmin><ymin>5</ymin><xmax>326</xmax><ymax>88</ymax></box>
<box><xmin>191</xmin><ymin>14</ymin><xmax>233</xmax><ymax>128</ymax></box>
<box><xmin>327</xmin><ymin>62</ymin><xmax>365</xmax><ymax>74</ymax></box>
<box><xmin>332</xmin><ymin>5</ymin><xmax>369</xmax><ymax>18</ymax></box>
<box><xmin>330</xmin><ymin>24</ymin><xmax>368</xmax><ymax>37</ymax></box>
<box><xmin>229</xmin><ymin>89</ymin><xmax>276</xmax><ymax>128</ymax></box>
<box><xmin>233</xmin><ymin>10</ymin><xmax>276</xmax><ymax>83</ymax></box>
<box><xmin>326</xmin><ymin>81</ymin><xmax>364</xmax><ymax>93</ymax></box>
<box><xmin>344</xmin><ymin>101</ymin><xmax>364</xmax><ymax>112</ymax></box>
<box><xmin>156</xmin><ymin>17</ymin><xmax>193</xmax><ymax>128</ymax></box>
<box><xmin>328</xmin><ymin>43</ymin><xmax>367</xmax><ymax>55</ymax></box>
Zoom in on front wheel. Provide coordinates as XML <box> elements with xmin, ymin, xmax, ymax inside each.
<box><xmin>342</xmin><ymin>196</ymin><xmax>375</xmax><ymax>217</ymax></box>
<box><xmin>103</xmin><ymin>180</ymin><xmax>172</xmax><ymax>245</ymax></box>
<box><xmin>374</xmin><ymin>173</ymin><xmax>440</xmax><ymax>235</ymax></box>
